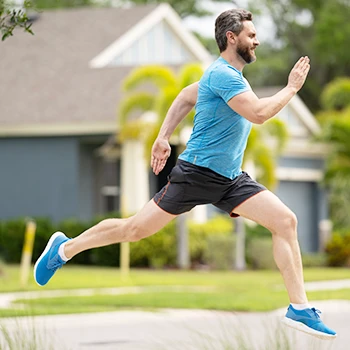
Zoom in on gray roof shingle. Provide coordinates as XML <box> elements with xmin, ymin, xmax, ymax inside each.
<box><xmin>0</xmin><ymin>6</ymin><xmax>158</xmax><ymax>131</ymax></box>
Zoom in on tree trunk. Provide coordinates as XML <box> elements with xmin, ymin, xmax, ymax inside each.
<box><xmin>235</xmin><ymin>216</ymin><xmax>246</xmax><ymax>270</ymax></box>
<box><xmin>176</xmin><ymin>214</ymin><xmax>190</xmax><ymax>269</ymax></box>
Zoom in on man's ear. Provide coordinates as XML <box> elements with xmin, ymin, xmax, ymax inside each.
<box><xmin>226</xmin><ymin>31</ymin><xmax>236</xmax><ymax>45</ymax></box>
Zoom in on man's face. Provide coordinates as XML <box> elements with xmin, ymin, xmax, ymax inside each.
<box><xmin>236</xmin><ymin>21</ymin><xmax>260</xmax><ymax>64</ymax></box>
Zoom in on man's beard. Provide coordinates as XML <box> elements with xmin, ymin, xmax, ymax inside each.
<box><xmin>236</xmin><ymin>42</ymin><xmax>256</xmax><ymax>64</ymax></box>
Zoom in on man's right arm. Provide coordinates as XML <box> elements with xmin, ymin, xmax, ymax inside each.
<box><xmin>151</xmin><ymin>82</ymin><xmax>198</xmax><ymax>175</ymax></box>
<box><xmin>227</xmin><ymin>56</ymin><xmax>310</xmax><ymax>124</ymax></box>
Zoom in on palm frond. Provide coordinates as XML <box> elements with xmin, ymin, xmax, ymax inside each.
<box><xmin>260</xmin><ymin>118</ymin><xmax>289</xmax><ymax>152</ymax></box>
<box><xmin>154</xmin><ymin>86</ymin><xmax>180</xmax><ymax>123</ymax></box>
<box><xmin>118</xmin><ymin>120</ymin><xmax>155</xmax><ymax>143</ymax></box>
<box><xmin>252</xmin><ymin>145</ymin><xmax>277</xmax><ymax>189</ymax></box>
<box><xmin>118</xmin><ymin>92</ymin><xmax>155</xmax><ymax>126</ymax></box>
<box><xmin>178</xmin><ymin>63</ymin><xmax>204</xmax><ymax>89</ymax></box>
<box><xmin>122</xmin><ymin>65</ymin><xmax>177</xmax><ymax>92</ymax></box>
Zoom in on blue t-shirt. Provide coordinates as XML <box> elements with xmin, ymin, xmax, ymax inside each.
<box><xmin>179</xmin><ymin>57</ymin><xmax>252</xmax><ymax>180</ymax></box>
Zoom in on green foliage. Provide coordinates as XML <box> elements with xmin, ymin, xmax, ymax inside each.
<box><xmin>204</xmin><ymin>236</ymin><xmax>236</xmax><ymax>270</ymax></box>
<box><xmin>122</xmin><ymin>66</ymin><xmax>178</xmax><ymax>91</ymax></box>
<box><xmin>0</xmin><ymin>0</ymin><xmax>34</xmax><ymax>40</ymax></box>
<box><xmin>325</xmin><ymin>232</ymin><xmax>350</xmax><ymax>267</ymax></box>
<box><xmin>248</xmin><ymin>0</ymin><xmax>350</xmax><ymax>111</ymax></box>
<box><xmin>34</xmin><ymin>0</ymin><xmax>92</xmax><ymax>8</ymax></box>
<box><xmin>59</xmin><ymin>218</ymin><xmax>91</xmax><ymax>265</ymax></box>
<box><xmin>319</xmin><ymin>109</ymin><xmax>350</xmax><ymax>181</ymax></box>
<box><xmin>193</xmin><ymin>31</ymin><xmax>219</xmax><ymax>56</ymax></box>
<box><xmin>247</xmin><ymin>237</ymin><xmax>276</xmax><ymax>270</ymax></box>
<box><xmin>130</xmin><ymin>215</ymin><xmax>233</xmax><ymax>268</ymax></box>
<box><xmin>130</xmin><ymin>220</ymin><xmax>176</xmax><ymax>268</ymax></box>
<box><xmin>301</xmin><ymin>253</ymin><xmax>327</xmax><ymax>268</ymax></box>
<box><xmin>118</xmin><ymin>63</ymin><xmax>203</xmax><ymax>159</ymax></box>
<box><xmin>188</xmin><ymin>215</ymin><xmax>233</xmax><ymax>264</ymax></box>
<box><xmin>0</xmin><ymin>218</ymin><xmax>27</xmax><ymax>263</ymax></box>
<box><xmin>321</xmin><ymin>78</ymin><xmax>350</xmax><ymax>111</ymax></box>
<box><xmin>244</xmin><ymin>118</ymin><xmax>289</xmax><ymax>189</ymax></box>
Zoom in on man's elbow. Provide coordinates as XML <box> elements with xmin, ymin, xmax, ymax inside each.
<box><xmin>251</xmin><ymin>112</ymin><xmax>267</xmax><ymax>125</ymax></box>
<box><xmin>180</xmin><ymin>84</ymin><xmax>198</xmax><ymax>106</ymax></box>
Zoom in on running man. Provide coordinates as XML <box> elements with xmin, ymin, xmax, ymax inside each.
<box><xmin>34</xmin><ymin>9</ymin><xmax>336</xmax><ymax>339</ymax></box>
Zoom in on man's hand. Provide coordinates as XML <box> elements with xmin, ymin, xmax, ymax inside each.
<box><xmin>151</xmin><ymin>137</ymin><xmax>171</xmax><ymax>175</ymax></box>
<box><xmin>287</xmin><ymin>56</ymin><xmax>310</xmax><ymax>93</ymax></box>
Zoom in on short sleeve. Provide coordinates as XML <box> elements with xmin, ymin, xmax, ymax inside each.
<box><xmin>209</xmin><ymin>65</ymin><xmax>250</xmax><ymax>103</ymax></box>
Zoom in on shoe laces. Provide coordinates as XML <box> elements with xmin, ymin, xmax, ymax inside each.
<box><xmin>46</xmin><ymin>254</ymin><xmax>64</xmax><ymax>272</ymax></box>
<box><xmin>311</xmin><ymin>307</ymin><xmax>322</xmax><ymax>319</ymax></box>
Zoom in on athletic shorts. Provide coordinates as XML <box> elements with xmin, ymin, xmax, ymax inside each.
<box><xmin>153</xmin><ymin>159</ymin><xmax>266</xmax><ymax>217</ymax></box>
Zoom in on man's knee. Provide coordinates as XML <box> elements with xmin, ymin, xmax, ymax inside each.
<box><xmin>272</xmin><ymin>210</ymin><xmax>298</xmax><ymax>238</ymax></box>
<box><xmin>126</xmin><ymin>218</ymin><xmax>151</xmax><ymax>242</ymax></box>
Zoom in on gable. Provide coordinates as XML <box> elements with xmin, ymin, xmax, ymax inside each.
<box><xmin>278</xmin><ymin>104</ymin><xmax>311</xmax><ymax>138</ymax></box>
<box><xmin>108</xmin><ymin>20</ymin><xmax>197</xmax><ymax>66</ymax></box>
<box><xmin>90</xmin><ymin>3</ymin><xmax>212</xmax><ymax>68</ymax></box>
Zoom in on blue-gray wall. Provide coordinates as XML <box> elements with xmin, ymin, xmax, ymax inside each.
<box><xmin>275</xmin><ymin>156</ymin><xmax>328</xmax><ymax>253</ymax></box>
<box><xmin>0</xmin><ymin>137</ymin><xmax>98</xmax><ymax>223</ymax></box>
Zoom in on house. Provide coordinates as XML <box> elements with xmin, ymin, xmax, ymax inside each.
<box><xmin>0</xmin><ymin>4</ymin><xmax>328</xmax><ymax>252</ymax></box>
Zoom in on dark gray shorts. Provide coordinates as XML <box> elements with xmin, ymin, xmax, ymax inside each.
<box><xmin>153</xmin><ymin>159</ymin><xmax>266</xmax><ymax>217</ymax></box>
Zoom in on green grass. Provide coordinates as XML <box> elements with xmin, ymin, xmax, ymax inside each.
<box><xmin>0</xmin><ymin>265</ymin><xmax>349</xmax><ymax>317</ymax></box>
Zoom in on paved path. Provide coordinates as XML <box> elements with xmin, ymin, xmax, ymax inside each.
<box><xmin>0</xmin><ymin>280</ymin><xmax>349</xmax><ymax>350</ymax></box>
<box><xmin>0</xmin><ymin>303</ymin><xmax>348</xmax><ymax>350</ymax></box>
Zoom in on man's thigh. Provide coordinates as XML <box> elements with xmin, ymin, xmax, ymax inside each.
<box><xmin>233</xmin><ymin>190</ymin><xmax>294</xmax><ymax>231</ymax></box>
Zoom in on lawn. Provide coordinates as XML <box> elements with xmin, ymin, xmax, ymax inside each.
<box><xmin>0</xmin><ymin>265</ymin><xmax>349</xmax><ymax>317</ymax></box>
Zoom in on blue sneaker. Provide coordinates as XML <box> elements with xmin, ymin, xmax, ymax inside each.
<box><xmin>34</xmin><ymin>231</ymin><xmax>70</xmax><ymax>286</ymax></box>
<box><xmin>283</xmin><ymin>304</ymin><xmax>337</xmax><ymax>339</ymax></box>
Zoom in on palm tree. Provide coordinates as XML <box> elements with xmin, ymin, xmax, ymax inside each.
<box><xmin>118</xmin><ymin>64</ymin><xmax>203</xmax><ymax>157</ymax></box>
<box><xmin>118</xmin><ymin>63</ymin><xmax>204</xmax><ymax>269</ymax></box>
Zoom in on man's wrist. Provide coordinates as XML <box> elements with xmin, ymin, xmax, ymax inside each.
<box><xmin>157</xmin><ymin>133</ymin><xmax>170</xmax><ymax>142</ymax></box>
<box><xmin>286</xmin><ymin>85</ymin><xmax>298</xmax><ymax>95</ymax></box>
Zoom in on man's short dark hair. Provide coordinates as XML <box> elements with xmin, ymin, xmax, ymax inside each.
<box><xmin>215</xmin><ymin>9</ymin><xmax>253</xmax><ymax>53</ymax></box>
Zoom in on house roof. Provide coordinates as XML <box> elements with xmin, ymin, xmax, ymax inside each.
<box><xmin>0</xmin><ymin>5</ymin><xmax>209</xmax><ymax>137</ymax></box>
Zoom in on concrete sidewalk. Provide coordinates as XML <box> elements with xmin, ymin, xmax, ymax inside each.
<box><xmin>0</xmin><ymin>304</ymin><xmax>348</xmax><ymax>350</ymax></box>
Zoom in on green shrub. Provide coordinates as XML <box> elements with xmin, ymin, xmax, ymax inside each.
<box><xmin>325</xmin><ymin>232</ymin><xmax>350</xmax><ymax>267</ymax></box>
<box><xmin>129</xmin><ymin>215</ymin><xmax>233</xmax><ymax>269</ymax></box>
<box><xmin>0</xmin><ymin>213</ymin><xmax>233</xmax><ymax>269</ymax></box>
<box><xmin>204</xmin><ymin>236</ymin><xmax>236</xmax><ymax>270</ymax></box>
<box><xmin>59</xmin><ymin>218</ymin><xmax>92</xmax><ymax>265</ymax></box>
<box><xmin>0</xmin><ymin>218</ymin><xmax>27</xmax><ymax>263</ymax></box>
<box><xmin>130</xmin><ymin>221</ymin><xmax>177</xmax><ymax>268</ymax></box>
<box><xmin>247</xmin><ymin>237</ymin><xmax>276</xmax><ymax>270</ymax></box>
<box><xmin>301</xmin><ymin>253</ymin><xmax>327</xmax><ymax>268</ymax></box>
<box><xmin>189</xmin><ymin>215</ymin><xmax>233</xmax><ymax>264</ymax></box>
<box><xmin>321</xmin><ymin>78</ymin><xmax>350</xmax><ymax>111</ymax></box>
<box><xmin>31</xmin><ymin>217</ymin><xmax>57</xmax><ymax>261</ymax></box>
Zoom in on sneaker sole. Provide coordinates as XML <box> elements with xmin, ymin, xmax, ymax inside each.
<box><xmin>33</xmin><ymin>231</ymin><xmax>65</xmax><ymax>286</ymax></box>
<box><xmin>282</xmin><ymin>317</ymin><xmax>337</xmax><ymax>340</ymax></box>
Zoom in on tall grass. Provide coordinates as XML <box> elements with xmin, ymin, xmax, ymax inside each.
<box><xmin>152</xmin><ymin>313</ymin><xmax>336</xmax><ymax>350</ymax></box>
<box><xmin>0</xmin><ymin>317</ymin><xmax>57</xmax><ymax>350</ymax></box>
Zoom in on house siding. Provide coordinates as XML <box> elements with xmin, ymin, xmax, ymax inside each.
<box><xmin>0</xmin><ymin>137</ymin><xmax>80</xmax><ymax>223</ymax></box>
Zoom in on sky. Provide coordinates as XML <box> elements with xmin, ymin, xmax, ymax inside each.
<box><xmin>183</xmin><ymin>0</ymin><xmax>275</xmax><ymax>43</ymax></box>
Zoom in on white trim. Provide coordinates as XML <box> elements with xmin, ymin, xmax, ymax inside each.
<box><xmin>89</xmin><ymin>3</ymin><xmax>212</xmax><ymax>68</ymax></box>
<box><xmin>289</xmin><ymin>95</ymin><xmax>321</xmax><ymax>135</ymax></box>
<box><xmin>0</xmin><ymin>123</ymin><xmax>117</xmax><ymax>137</ymax></box>
<box><xmin>282</xmin><ymin>139</ymin><xmax>330</xmax><ymax>158</ymax></box>
<box><xmin>277</xmin><ymin>167</ymin><xmax>324</xmax><ymax>182</ymax></box>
